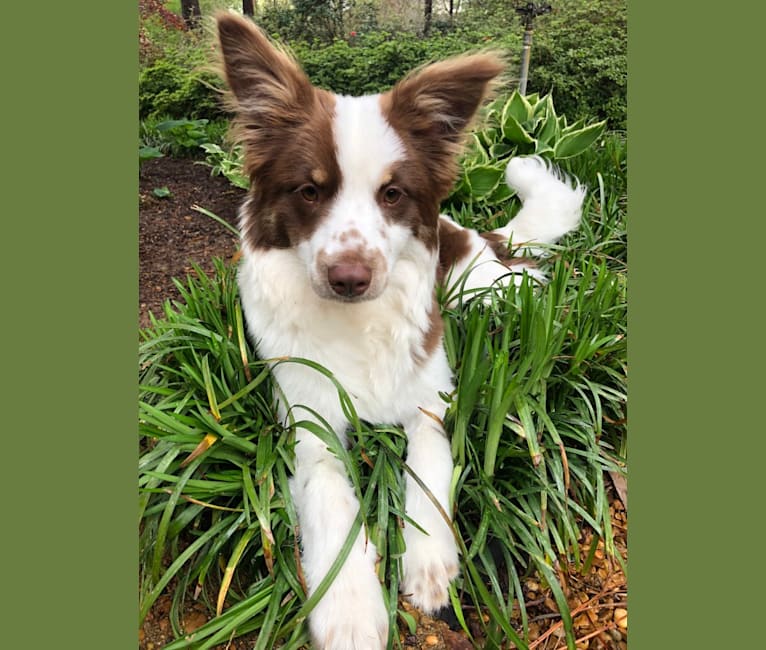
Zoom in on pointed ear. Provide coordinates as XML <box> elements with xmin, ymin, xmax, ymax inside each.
<box><xmin>216</xmin><ymin>12</ymin><xmax>312</xmax><ymax>123</ymax></box>
<box><xmin>382</xmin><ymin>53</ymin><xmax>505</xmax><ymax>196</ymax></box>
<box><xmin>385</xmin><ymin>53</ymin><xmax>505</xmax><ymax>139</ymax></box>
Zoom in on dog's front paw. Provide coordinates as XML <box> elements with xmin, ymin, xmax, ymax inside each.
<box><xmin>309</xmin><ymin>567</ymin><xmax>389</xmax><ymax>650</ymax></box>
<box><xmin>401</xmin><ymin>523</ymin><xmax>459</xmax><ymax>613</ymax></box>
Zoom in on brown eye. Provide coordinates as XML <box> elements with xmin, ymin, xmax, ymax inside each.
<box><xmin>382</xmin><ymin>186</ymin><xmax>403</xmax><ymax>205</ymax></box>
<box><xmin>298</xmin><ymin>184</ymin><xmax>319</xmax><ymax>202</ymax></box>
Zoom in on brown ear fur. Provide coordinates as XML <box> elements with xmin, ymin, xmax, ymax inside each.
<box><xmin>216</xmin><ymin>12</ymin><xmax>313</xmax><ymax>125</ymax></box>
<box><xmin>381</xmin><ymin>54</ymin><xmax>505</xmax><ymax>199</ymax></box>
<box><xmin>216</xmin><ymin>12</ymin><xmax>337</xmax><ymax>190</ymax></box>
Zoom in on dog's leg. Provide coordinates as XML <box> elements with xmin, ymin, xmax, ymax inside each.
<box><xmin>439</xmin><ymin>216</ymin><xmax>545</xmax><ymax>305</ymax></box>
<box><xmin>289</xmin><ymin>426</ymin><xmax>389</xmax><ymax>650</ymax></box>
<box><xmin>399</xmin><ymin>356</ymin><xmax>460</xmax><ymax>612</ymax></box>
<box><xmin>278</xmin><ymin>372</ymin><xmax>389</xmax><ymax>650</ymax></box>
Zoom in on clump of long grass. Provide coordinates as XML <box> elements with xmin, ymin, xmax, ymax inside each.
<box><xmin>139</xmin><ymin>132</ymin><xmax>626</xmax><ymax>649</ymax></box>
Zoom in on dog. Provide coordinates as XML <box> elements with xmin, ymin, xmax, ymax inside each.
<box><xmin>216</xmin><ymin>13</ymin><xmax>584</xmax><ymax>649</ymax></box>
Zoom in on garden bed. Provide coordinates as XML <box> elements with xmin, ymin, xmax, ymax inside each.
<box><xmin>139</xmin><ymin>156</ymin><xmax>244</xmax><ymax>329</ymax></box>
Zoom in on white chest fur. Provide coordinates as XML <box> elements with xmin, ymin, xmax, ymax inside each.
<box><xmin>237</xmin><ymin>241</ymin><xmax>452</xmax><ymax>426</ymax></box>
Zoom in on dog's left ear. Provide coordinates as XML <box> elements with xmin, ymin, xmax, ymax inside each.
<box><xmin>382</xmin><ymin>54</ymin><xmax>505</xmax><ymax>197</ymax></box>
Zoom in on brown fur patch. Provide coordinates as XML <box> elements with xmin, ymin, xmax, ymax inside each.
<box><xmin>240</xmin><ymin>88</ymin><xmax>341</xmax><ymax>249</ymax></box>
<box><xmin>480</xmin><ymin>232</ymin><xmax>539</xmax><ymax>269</ymax></box>
<box><xmin>317</xmin><ymin>244</ymin><xmax>385</xmax><ymax>271</ymax></box>
<box><xmin>418</xmin><ymin>296</ymin><xmax>445</xmax><ymax>363</ymax></box>
<box><xmin>379</xmin><ymin>55</ymin><xmax>503</xmax><ymax>254</ymax></box>
<box><xmin>437</xmin><ymin>219</ymin><xmax>472</xmax><ymax>282</ymax></box>
<box><xmin>337</xmin><ymin>228</ymin><xmax>364</xmax><ymax>245</ymax></box>
<box><xmin>376</xmin><ymin>159</ymin><xmax>440</xmax><ymax>250</ymax></box>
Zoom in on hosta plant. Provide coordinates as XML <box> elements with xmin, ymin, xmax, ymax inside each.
<box><xmin>447</xmin><ymin>90</ymin><xmax>607</xmax><ymax>209</ymax></box>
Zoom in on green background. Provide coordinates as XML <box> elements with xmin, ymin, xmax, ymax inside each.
<box><xmin>3</xmin><ymin>1</ymin><xmax>765</xmax><ymax>648</ymax></box>
<box><xmin>2</xmin><ymin>2</ymin><xmax>137</xmax><ymax>648</ymax></box>
<box><xmin>628</xmin><ymin>2</ymin><xmax>766</xmax><ymax>648</ymax></box>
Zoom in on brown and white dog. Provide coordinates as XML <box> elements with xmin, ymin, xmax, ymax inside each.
<box><xmin>216</xmin><ymin>13</ymin><xmax>584</xmax><ymax>649</ymax></box>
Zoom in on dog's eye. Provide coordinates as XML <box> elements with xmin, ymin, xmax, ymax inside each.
<box><xmin>382</xmin><ymin>186</ymin><xmax>403</xmax><ymax>205</ymax></box>
<box><xmin>298</xmin><ymin>184</ymin><xmax>319</xmax><ymax>203</ymax></box>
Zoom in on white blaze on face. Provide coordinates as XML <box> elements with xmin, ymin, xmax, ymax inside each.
<box><xmin>298</xmin><ymin>94</ymin><xmax>412</xmax><ymax>301</ymax></box>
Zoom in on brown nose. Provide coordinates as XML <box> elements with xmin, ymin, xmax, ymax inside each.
<box><xmin>327</xmin><ymin>263</ymin><xmax>372</xmax><ymax>298</ymax></box>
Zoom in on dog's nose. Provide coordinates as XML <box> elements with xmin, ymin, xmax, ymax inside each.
<box><xmin>328</xmin><ymin>263</ymin><xmax>372</xmax><ymax>298</ymax></box>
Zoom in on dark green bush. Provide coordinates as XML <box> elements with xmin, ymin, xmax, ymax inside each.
<box><xmin>138</xmin><ymin>28</ymin><xmax>521</xmax><ymax>121</ymax></box>
<box><xmin>139</xmin><ymin>51</ymin><xmax>225</xmax><ymax>121</ymax></box>
<box><xmin>291</xmin><ymin>29</ymin><xmax>520</xmax><ymax>96</ymax></box>
<box><xmin>529</xmin><ymin>0</ymin><xmax>627</xmax><ymax>130</ymax></box>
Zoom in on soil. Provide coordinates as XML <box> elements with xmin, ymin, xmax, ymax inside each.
<box><xmin>138</xmin><ymin>157</ymin><xmax>627</xmax><ymax>649</ymax></box>
<box><xmin>139</xmin><ymin>157</ymin><xmax>245</xmax><ymax>330</ymax></box>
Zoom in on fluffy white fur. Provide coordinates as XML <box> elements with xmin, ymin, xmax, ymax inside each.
<box><xmin>239</xmin><ymin>239</ymin><xmax>452</xmax><ymax>648</ymax></box>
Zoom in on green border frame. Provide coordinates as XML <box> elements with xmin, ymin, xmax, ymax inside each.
<box><xmin>5</xmin><ymin>1</ymin><xmax>764</xmax><ymax>648</ymax></box>
<box><xmin>629</xmin><ymin>2</ymin><xmax>766</xmax><ymax>648</ymax></box>
<box><xmin>3</xmin><ymin>3</ymin><xmax>137</xmax><ymax>648</ymax></box>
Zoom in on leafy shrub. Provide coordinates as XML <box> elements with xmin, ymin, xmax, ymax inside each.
<box><xmin>290</xmin><ymin>28</ymin><xmax>519</xmax><ymax>97</ymax></box>
<box><xmin>139</xmin><ymin>50</ymin><xmax>225</xmax><ymax>121</ymax></box>
<box><xmin>139</xmin><ymin>116</ymin><xmax>229</xmax><ymax>160</ymax></box>
<box><xmin>258</xmin><ymin>0</ymin><xmax>388</xmax><ymax>42</ymax></box>
<box><xmin>139</xmin><ymin>0</ymin><xmax>187</xmax><ymax>64</ymax></box>
<box><xmin>447</xmin><ymin>90</ymin><xmax>606</xmax><ymax>213</ymax></box>
<box><xmin>200</xmin><ymin>142</ymin><xmax>249</xmax><ymax>189</ymax></box>
<box><xmin>529</xmin><ymin>0</ymin><xmax>627</xmax><ymax>130</ymax></box>
<box><xmin>138</xmin><ymin>1</ymin><xmax>625</xmax><ymax>137</ymax></box>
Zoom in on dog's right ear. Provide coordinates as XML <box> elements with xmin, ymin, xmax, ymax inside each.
<box><xmin>216</xmin><ymin>12</ymin><xmax>312</xmax><ymax>124</ymax></box>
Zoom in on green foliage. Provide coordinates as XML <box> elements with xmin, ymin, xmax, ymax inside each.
<box><xmin>138</xmin><ymin>133</ymin><xmax>627</xmax><ymax>648</ymax></box>
<box><xmin>290</xmin><ymin>28</ymin><xmax>519</xmax><ymax>97</ymax></box>
<box><xmin>530</xmin><ymin>0</ymin><xmax>627</xmax><ymax>130</ymax></box>
<box><xmin>138</xmin><ymin>1</ymin><xmax>625</xmax><ymax>130</ymax></box>
<box><xmin>292</xmin><ymin>0</ymin><xmax>348</xmax><ymax>41</ymax></box>
<box><xmin>448</xmin><ymin>90</ymin><xmax>607</xmax><ymax>211</ymax></box>
<box><xmin>140</xmin><ymin>145</ymin><xmax>165</xmax><ymax>164</ymax></box>
<box><xmin>139</xmin><ymin>0</ymin><xmax>188</xmax><ymax>64</ymax></box>
<box><xmin>258</xmin><ymin>0</ymin><xmax>382</xmax><ymax>42</ymax></box>
<box><xmin>200</xmin><ymin>142</ymin><xmax>249</xmax><ymax>189</ymax></box>
<box><xmin>139</xmin><ymin>50</ymin><xmax>225</xmax><ymax>121</ymax></box>
<box><xmin>444</xmin><ymin>0</ymin><xmax>627</xmax><ymax>130</ymax></box>
<box><xmin>155</xmin><ymin>118</ymin><xmax>211</xmax><ymax>150</ymax></box>
<box><xmin>140</xmin><ymin>116</ymin><xmax>229</xmax><ymax>160</ymax></box>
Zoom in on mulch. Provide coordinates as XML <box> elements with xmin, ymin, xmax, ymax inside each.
<box><xmin>138</xmin><ymin>157</ymin><xmax>627</xmax><ymax>649</ymax></box>
<box><xmin>139</xmin><ymin>156</ymin><xmax>245</xmax><ymax>330</ymax></box>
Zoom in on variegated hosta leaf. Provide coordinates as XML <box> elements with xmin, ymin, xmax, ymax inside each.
<box><xmin>447</xmin><ymin>91</ymin><xmax>608</xmax><ymax>211</ymax></box>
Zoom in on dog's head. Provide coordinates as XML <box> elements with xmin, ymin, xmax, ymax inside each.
<box><xmin>217</xmin><ymin>13</ymin><xmax>504</xmax><ymax>302</ymax></box>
